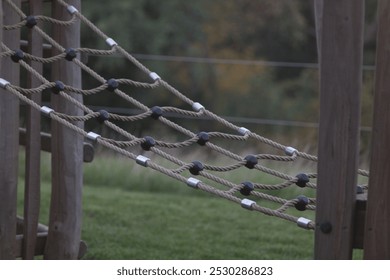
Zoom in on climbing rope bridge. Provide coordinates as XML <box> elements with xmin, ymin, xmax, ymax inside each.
<box><xmin>1</xmin><ymin>0</ymin><xmax>369</xmax><ymax>231</ymax></box>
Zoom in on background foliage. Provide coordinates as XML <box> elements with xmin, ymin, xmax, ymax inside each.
<box><xmin>79</xmin><ymin>0</ymin><xmax>378</xmax><ymax>153</ymax></box>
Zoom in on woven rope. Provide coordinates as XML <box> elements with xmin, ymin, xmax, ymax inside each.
<box><xmin>3</xmin><ymin>0</ymin><xmax>372</xmax><ymax>232</ymax></box>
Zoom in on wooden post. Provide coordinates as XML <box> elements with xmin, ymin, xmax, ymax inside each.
<box><xmin>0</xmin><ymin>0</ymin><xmax>21</xmax><ymax>260</ymax></box>
<box><xmin>363</xmin><ymin>0</ymin><xmax>390</xmax><ymax>259</ymax></box>
<box><xmin>314</xmin><ymin>0</ymin><xmax>364</xmax><ymax>259</ymax></box>
<box><xmin>22</xmin><ymin>0</ymin><xmax>44</xmax><ymax>260</ymax></box>
<box><xmin>314</xmin><ymin>0</ymin><xmax>323</xmax><ymax>59</ymax></box>
<box><xmin>44</xmin><ymin>0</ymin><xmax>83</xmax><ymax>259</ymax></box>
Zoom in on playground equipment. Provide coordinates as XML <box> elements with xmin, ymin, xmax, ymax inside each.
<box><xmin>0</xmin><ymin>0</ymin><xmax>389</xmax><ymax>260</ymax></box>
<box><xmin>0</xmin><ymin>0</ymin><xmax>85</xmax><ymax>259</ymax></box>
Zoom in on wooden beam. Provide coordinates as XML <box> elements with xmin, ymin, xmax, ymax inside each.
<box><xmin>15</xmin><ymin>217</ymin><xmax>88</xmax><ymax>259</ymax></box>
<box><xmin>44</xmin><ymin>0</ymin><xmax>83</xmax><ymax>260</ymax></box>
<box><xmin>363</xmin><ymin>0</ymin><xmax>390</xmax><ymax>259</ymax></box>
<box><xmin>314</xmin><ymin>0</ymin><xmax>364</xmax><ymax>259</ymax></box>
<box><xmin>0</xmin><ymin>0</ymin><xmax>21</xmax><ymax>260</ymax></box>
<box><xmin>353</xmin><ymin>194</ymin><xmax>367</xmax><ymax>249</ymax></box>
<box><xmin>16</xmin><ymin>216</ymin><xmax>48</xmax><ymax>234</ymax></box>
<box><xmin>23</xmin><ymin>0</ymin><xmax>44</xmax><ymax>260</ymax></box>
<box><xmin>19</xmin><ymin>128</ymin><xmax>95</xmax><ymax>163</ymax></box>
<box><xmin>20</xmin><ymin>40</ymin><xmax>52</xmax><ymax>50</ymax></box>
<box><xmin>22</xmin><ymin>0</ymin><xmax>51</xmax><ymax>2</ymax></box>
<box><xmin>15</xmin><ymin>234</ymin><xmax>87</xmax><ymax>259</ymax></box>
<box><xmin>20</xmin><ymin>40</ymin><xmax>89</xmax><ymax>63</ymax></box>
<box><xmin>15</xmin><ymin>233</ymin><xmax>48</xmax><ymax>258</ymax></box>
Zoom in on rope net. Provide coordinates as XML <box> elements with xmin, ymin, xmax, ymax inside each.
<box><xmin>0</xmin><ymin>0</ymin><xmax>369</xmax><ymax>231</ymax></box>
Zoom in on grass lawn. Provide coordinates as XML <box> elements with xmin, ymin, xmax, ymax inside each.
<box><xmin>18</xmin><ymin>153</ymin><xmax>318</xmax><ymax>259</ymax></box>
<box><xmin>80</xmin><ymin>185</ymin><xmax>315</xmax><ymax>259</ymax></box>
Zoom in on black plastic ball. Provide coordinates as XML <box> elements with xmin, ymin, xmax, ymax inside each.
<box><xmin>244</xmin><ymin>155</ymin><xmax>258</xmax><ymax>169</ymax></box>
<box><xmin>295</xmin><ymin>173</ymin><xmax>309</xmax><ymax>188</ymax></box>
<box><xmin>141</xmin><ymin>136</ymin><xmax>156</xmax><ymax>151</ymax></box>
<box><xmin>197</xmin><ymin>132</ymin><xmax>209</xmax><ymax>146</ymax></box>
<box><xmin>295</xmin><ymin>195</ymin><xmax>309</xmax><ymax>211</ymax></box>
<box><xmin>51</xmin><ymin>81</ymin><xmax>65</xmax><ymax>94</ymax></box>
<box><xmin>240</xmin><ymin>181</ymin><xmax>254</xmax><ymax>196</ymax></box>
<box><xmin>189</xmin><ymin>161</ymin><xmax>204</xmax><ymax>175</ymax></box>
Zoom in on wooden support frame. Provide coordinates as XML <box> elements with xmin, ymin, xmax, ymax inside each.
<box><xmin>0</xmin><ymin>0</ymin><xmax>21</xmax><ymax>260</ymax></box>
<box><xmin>23</xmin><ymin>0</ymin><xmax>44</xmax><ymax>260</ymax></box>
<box><xmin>19</xmin><ymin>128</ymin><xmax>95</xmax><ymax>163</ymax></box>
<box><xmin>15</xmin><ymin>217</ymin><xmax>87</xmax><ymax>259</ymax></box>
<box><xmin>363</xmin><ymin>0</ymin><xmax>390</xmax><ymax>259</ymax></box>
<box><xmin>0</xmin><ymin>0</ymin><xmax>86</xmax><ymax>260</ymax></box>
<box><xmin>314</xmin><ymin>0</ymin><xmax>364</xmax><ymax>259</ymax></box>
<box><xmin>44</xmin><ymin>0</ymin><xmax>83</xmax><ymax>260</ymax></box>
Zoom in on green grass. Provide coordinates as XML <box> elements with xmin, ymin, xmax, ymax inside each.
<box><xmin>81</xmin><ymin>186</ymin><xmax>314</xmax><ymax>259</ymax></box>
<box><xmin>18</xmin><ymin>152</ymin><xmax>318</xmax><ymax>259</ymax></box>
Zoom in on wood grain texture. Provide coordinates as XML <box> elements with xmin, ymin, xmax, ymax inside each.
<box><xmin>363</xmin><ymin>0</ymin><xmax>390</xmax><ymax>260</ymax></box>
<box><xmin>44</xmin><ymin>0</ymin><xmax>84</xmax><ymax>259</ymax></box>
<box><xmin>22</xmin><ymin>0</ymin><xmax>44</xmax><ymax>260</ymax></box>
<box><xmin>0</xmin><ymin>0</ymin><xmax>21</xmax><ymax>260</ymax></box>
<box><xmin>314</xmin><ymin>0</ymin><xmax>364</xmax><ymax>259</ymax></box>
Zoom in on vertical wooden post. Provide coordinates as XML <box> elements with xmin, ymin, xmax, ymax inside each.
<box><xmin>363</xmin><ymin>0</ymin><xmax>390</xmax><ymax>259</ymax></box>
<box><xmin>314</xmin><ymin>0</ymin><xmax>323</xmax><ymax>59</ymax></box>
<box><xmin>314</xmin><ymin>0</ymin><xmax>364</xmax><ymax>259</ymax></box>
<box><xmin>22</xmin><ymin>0</ymin><xmax>44</xmax><ymax>260</ymax></box>
<box><xmin>44</xmin><ymin>0</ymin><xmax>83</xmax><ymax>259</ymax></box>
<box><xmin>0</xmin><ymin>0</ymin><xmax>21</xmax><ymax>260</ymax></box>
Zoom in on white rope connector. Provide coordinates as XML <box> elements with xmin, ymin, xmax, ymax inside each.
<box><xmin>186</xmin><ymin>177</ymin><xmax>201</xmax><ymax>189</ymax></box>
<box><xmin>192</xmin><ymin>102</ymin><xmax>205</xmax><ymax>112</ymax></box>
<box><xmin>241</xmin><ymin>198</ymin><xmax>255</xmax><ymax>210</ymax></box>
<box><xmin>86</xmin><ymin>132</ymin><xmax>101</xmax><ymax>141</ymax></box>
<box><xmin>285</xmin><ymin>146</ymin><xmax>298</xmax><ymax>156</ymax></box>
<box><xmin>297</xmin><ymin>217</ymin><xmax>312</xmax><ymax>229</ymax></box>
<box><xmin>40</xmin><ymin>106</ymin><xmax>54</xmax><ymax>116</ymax></box>
<box><xmin>238</xmin><ymin>127</ymin><xmax>250</xmax><ymax>136</ymax></box>
<box><xmin>149</xmin><ymin>72</ymin><xmax>161</xmax><ymax>81</ymax></box>
<box><xmin>0</xmin><ymin>78</ymin><xmax>10</xmax><ymax>89</ymax></box>
<box><xmin>136</xmin><ymin>155</ymin><xmax>150</xmax><ymax>167</ymax></box>
<box><xmin>67</xmin><ymin>5</ymin><xmax>79</xmax><ymax>15</ymax></box>
<box><xmin>106</xmin><ymin>38</ymin><xmax>118</xmax><ymax>48</ymax></box>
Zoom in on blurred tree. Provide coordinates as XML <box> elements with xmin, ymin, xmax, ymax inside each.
<box><xmin>81</xmin><ymin>0</ymin><xmax>211</xmax><ymax>109</ymax></box>
<box><xmin>79</xmin><ymin>0</ymin><xmax>378</xmax><ymax>142</ymax></box>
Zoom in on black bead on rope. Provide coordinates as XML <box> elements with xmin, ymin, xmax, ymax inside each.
<box><xmin>25</xmin><ymin>15</ymin><xmax>37</xmax><ymax>28</ymax></box>
<box><xmin>189</xmin><ymin>161</ymin><xmax>204</xmax><ymax>175</ymax></box>
<box><xmin>197</xmin><ymin>132</ymin><xmax>209</xmax><ymax>146</ymax></box>
<box><xmin>240</xmin><ymin>181</ymin><xmax>254</xmax><ymax>196</ymax></box>
<box><xmin>51</xmin><ymin>80</ymin><xmax>65</xmax><ymax>94</ymax></box>
<box><xmin>295</xmin><ymin>195</ymin><xmax>309</xmax><ymax>211</ymax></box>
<box><xmin>65</xmin><ymin>48</ymin><xmax>77</xmax><ymax>61</ymax></box>
<box><xmin>150</xmin><ymin>106</ymin><xmax>163</xmax><ymax>120</ymax></box>
<box><xmin>106</xmin><ymin>78</ymin><xmax>119</xmax><ymax>91</ymax></box>
<box><xmin>11</xmin><ymin>50</ymin><xmax>24</xmax><ymax>63</ymax></box>
<box><xmin>97</xmin><ymin>110</ymin><xmax>110</xmax><ymax>123</ymax></box>
<box><xmin>244</xmin><ymin>155</ymin><xmax>258</xmax><ymax>169</ymax></box>
<box><xmin>141</xmin><ymin>136</ymin><xmax>156</xmax><ymax>151</ymax></box>
<box><xmin>295</xmin><ymin>173</ymin><xmax>310</xmax><ymax>188</ymax></box>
